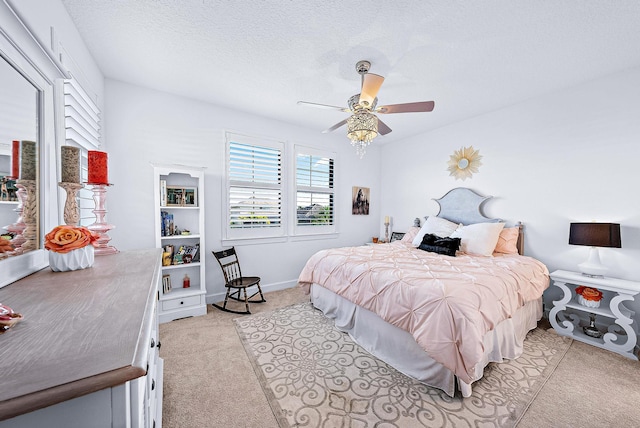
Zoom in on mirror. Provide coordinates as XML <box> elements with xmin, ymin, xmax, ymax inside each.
<box><xmin>457</xmin><ymin>158</ymin><xmax>470</xmax><ymax>169</ymax></box>
<box><xmin>446</xmin><ymin>146</ymin><xmax>483</xmax><ymax>181</ymax></box>
<box><xmin>0</xmin><ymin>55</ymin><xmax>40</xmax><ymax>261</ymax></box>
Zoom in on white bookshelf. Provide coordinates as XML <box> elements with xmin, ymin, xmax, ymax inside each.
<box><xmin>153</xmin><ymin>164</ymin><xmax>207</xmax><ymax>323</ymax></box>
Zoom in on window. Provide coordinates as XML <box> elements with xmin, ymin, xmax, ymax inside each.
<box><xmin>294</xmin><ymin>146</ymin><xmax>335</xmax><ymax>235</ymax></box>
<box><xmin>62</xmin><ymin>78</ymin><xmax>101</xmax><ymax>227</ymax></box>
<box><xmin>225</xmin><ymin>133</ymin><xmax>284</xmax><ymax>240</ymax></box>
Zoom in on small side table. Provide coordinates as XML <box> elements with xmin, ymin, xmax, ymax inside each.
<box><xmin>549</xmin><ymin>270</ymin><xmax>640</xmax><ymax>360</ymax></box>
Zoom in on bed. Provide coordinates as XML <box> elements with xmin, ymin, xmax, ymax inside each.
<box><xmin>297</xmin><ymin>188</ymin><xmax>550</xmax><ymax>397</ymax></box>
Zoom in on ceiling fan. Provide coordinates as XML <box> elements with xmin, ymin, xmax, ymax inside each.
<box><xmin>297</xmin><ymin>60</ymin><xmax>435</xmax><ymax>157</ymax></box>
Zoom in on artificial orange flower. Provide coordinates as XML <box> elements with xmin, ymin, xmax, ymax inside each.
<box><xmin>575</xmin><ymin>286</ymin><xmax>603</xmax><ymax>302</ymax></box>
<box><xmin>44</xmin><ymin>225</ymin><xmax>99</xmax><ymax>254</ymax></box>
<box><xmin>0</xmin><ymin>238</ymin><xmax>13</xmax><ymax>253</ymax></box>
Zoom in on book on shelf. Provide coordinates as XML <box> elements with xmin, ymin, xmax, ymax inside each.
<box><xmin>173</xmin><ymin>245</ymin><xmax>186</xmax><ymax>265</ymax></box>
<box><xmin>160</xmin><ymin>180</ymin><xmax>167</xmax><ymax>206</ymax></box>
<box><xmin>184</xmin><ymin>243</ymin><xmax>199</xmax><ymax>262</ymax></box>
<box><xmin>160</xmin><ymin>211</ymin><xmax>174</xmax><ymax>237</ymax></box>
<box><xmin>161</xmin><ymin>242</ymin><xmax>199</xmax><ymax>266</ymax></box>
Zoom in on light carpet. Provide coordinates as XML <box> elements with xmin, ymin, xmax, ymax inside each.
<box><xmin>235</xmin><ymin>302</ymin><xmax>572</xmax><ymax>428</ymax></box>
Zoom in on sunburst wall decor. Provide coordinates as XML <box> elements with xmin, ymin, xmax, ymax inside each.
<box><xmin>447</xmin><ymin>146</ymin><xmax>482</xmax><ymax>181</ymax></box>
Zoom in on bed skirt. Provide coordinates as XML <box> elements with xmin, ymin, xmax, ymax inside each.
<box><xmin>309</xmin><ymin>283</ymin><xmax>542</xmax><ymax>397</ymax></box>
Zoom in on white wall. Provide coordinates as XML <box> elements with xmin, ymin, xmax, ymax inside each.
<box><xmin>8</xmin><ymin>0</ymin><xmax>104</xmax><ymax>120</ymax></box>
<box><xmin>104</xmin><ymin>79</ymin><xmax>382</xmax><ymax>301</ymax></box>
<box><xmin>380</xmin><ymin>67</ymin><xmax>640</xmax><ymax>313</ymax></box>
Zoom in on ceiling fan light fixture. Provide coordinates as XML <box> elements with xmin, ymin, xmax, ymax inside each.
<box><xmin>347</xmin><ymin>111</ymin><xmax>378</xmax><ymax>158</ymax></box>
<box><xmin>298</xmin><ymin>60</ymin><xmax>435</xmax><ymax>159</ymax></box>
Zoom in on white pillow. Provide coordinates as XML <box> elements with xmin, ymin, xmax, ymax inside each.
<box><xmin>411</xmin><ymin>216</ymin><xmax>461</xmax><ymax>247</ymax></box>
<box><xmin>450</xmin><ymin>222</ymin><xmax>505</xmax><ymax>256</ymax></box>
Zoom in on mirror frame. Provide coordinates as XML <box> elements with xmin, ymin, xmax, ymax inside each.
<box><xmin>0</xmin><ymin>1</ymin><xmax>67</xmax><ymax>287</ymax></box>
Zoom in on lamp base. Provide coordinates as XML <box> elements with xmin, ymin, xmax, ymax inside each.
<box><xmin>578</xmin><ymin>247</ymin><xmax>608</xmax><ymax>278</ymax></box>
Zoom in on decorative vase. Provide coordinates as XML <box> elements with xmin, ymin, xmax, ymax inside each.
<box><xmin>577</xmin><ymin>294</ymin><xmax>601</xmax><ymax>308</ymax></box>
<box><xmin>49</xmin><ymin>245</ymin><xmax>95</xmax><ymax>272</ymax></box>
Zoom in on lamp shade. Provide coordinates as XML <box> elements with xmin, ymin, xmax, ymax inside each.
<box><xmin>569</xmin><ymin>223</ymin><xmax>621</xmax><ymax>248</ymax></box>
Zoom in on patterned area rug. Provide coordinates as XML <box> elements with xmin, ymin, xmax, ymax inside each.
<box><xmin>235</xmin><ymin>303</ymin><xmax>571</xmax><ymax>428</ymax></box>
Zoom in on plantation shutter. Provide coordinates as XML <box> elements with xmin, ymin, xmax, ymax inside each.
<box><xmin>63</xmin><ymin>78</ymin><xmax>101</xmax><ymax>226</ymax></box>
<box><xmin>295</xmin><ymin>150</ymin><xmax>335</xmax><ymax>230</ymax></box>
<box><xmin>226</xmin><ymin>136</ymin><xmax>283</xmax><ymax>238</ymax></box>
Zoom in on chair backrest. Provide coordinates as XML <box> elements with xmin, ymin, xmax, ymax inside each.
<box><xmin>212</xmin><ymin>247</ymin><xmax>243</xmax><ymax>285</ymax></box>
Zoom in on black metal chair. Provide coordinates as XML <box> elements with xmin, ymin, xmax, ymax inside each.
<box><xmin>211</xmin><ymin>247</ymin><xmax>266</xmax><ymax>314</ymax></box>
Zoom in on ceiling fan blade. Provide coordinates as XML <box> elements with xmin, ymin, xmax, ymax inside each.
<box><xmin>376</xmin><ymin>101</ymin><xmax>435</xmax><ymax>114</ymax></box>
<box><xmin>297</xmin><ymin>101</ymin><xmax>350</xmax><ymax>112</ymax></box>
<box><xmin>322</xmin><ymin>118</ymin><xmax>348</xmax><ymax>134</ymax></box>
<box><xmin>377</xmin><ymin>117</ymin><xmax>392</xmax><ymax>136</ymax></box>
<box><xmin>359</xmin><ymin>73</ymin><xmax>385</xmax><ymax>108</ymax></box>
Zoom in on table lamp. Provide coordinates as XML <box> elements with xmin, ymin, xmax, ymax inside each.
<box><xmin>569</xmin><ymin>222</ymin><xmax>621</xmax><ymax>278</ymax></box>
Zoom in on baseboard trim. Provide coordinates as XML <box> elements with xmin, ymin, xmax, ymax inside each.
<box><xmin>205</xmin><ymin>279</ymin><xmax>298</xmax><ymax>304</ymax></box>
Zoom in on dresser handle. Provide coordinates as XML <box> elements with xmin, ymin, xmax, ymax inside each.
<box><xmin>157</xmin><ymin>341</ymin><xmax>162</xmax><ymax>350</ymax></box>
<box><xmin>150</xmin><ymin>338</ymin><xmax>155</xmax><ymax>348</ymax></box>
<box><xmin>151</xmin><ymin>379</ymin><xmax>155</xmax><ymax>391</ymax></box>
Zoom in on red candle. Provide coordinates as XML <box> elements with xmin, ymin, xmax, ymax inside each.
<box><xmin>88</xmin><ymin>151</ymin><xmax>109</xmax><ymax>185</ymax></box>
<box><xmin>10</xmin><ymin>140</ymin><xmax>19</xmax><ymax>179</ymax></box>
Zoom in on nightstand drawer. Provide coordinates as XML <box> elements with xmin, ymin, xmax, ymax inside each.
<box><xmin>161</xmin><ymin>295</ymin><xmax>202</xmax><ymax>311</ymax></box>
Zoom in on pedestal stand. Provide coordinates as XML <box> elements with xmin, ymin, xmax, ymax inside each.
<box><xmin>59</xmin><ymin>182</ymin><xmax>83</xmax><ymax>226</ymax></box>
<box><xmin>87</xmin><ymin>184</ymin><xmax>118</xmax><ymax>255</ymax></box>
<box><xmin>16</xmin><ymin>179</ymin><xmax>37</xmax><ymax>252</ymax></box>
<box><xmin>583</xmin><ymin>313</ymin><xmax>603</xmax><ymax>338</ymax></box>
<box><xmin>4</xmin><ymin>183</ymin><xmax>27</xmax><ymax>253</ymax></box>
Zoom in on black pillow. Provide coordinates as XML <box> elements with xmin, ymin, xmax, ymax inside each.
<box><xmin>418</xmin><ymin>233</ymin><xmax>461</xmax><ymax>257</ymax></box>
<box><xmin>419</xmin><ymin>233</ymin><xmax>438</xmax><ymax>246</ymax></box>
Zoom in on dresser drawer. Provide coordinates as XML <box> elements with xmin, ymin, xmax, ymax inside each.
<box><xmin>161</xmin><ymin>295</ymin><xmax>202</xmax><ymax>311</ymax></box>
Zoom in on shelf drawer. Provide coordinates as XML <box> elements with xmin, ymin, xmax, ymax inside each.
<box><xmin>161</xmin><ymin>295</ymin><xmax>202</xmax><ymax>311</ymax></box>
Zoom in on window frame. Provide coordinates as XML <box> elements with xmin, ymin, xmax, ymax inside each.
<box><xmin>223</xmin><ymin>132</ymin><xmax>286</xmax><ymax>242</ymax></box>
<box><xmin>292</xmin><ymin>145</ymin><xmax>337</xmax><ymax>237</ymax></box>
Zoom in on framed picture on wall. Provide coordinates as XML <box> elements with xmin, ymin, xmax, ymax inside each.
<box><xmin>352</xmin><ymin>186</ymin><xmax>370</xmax><ymax>215</ymax></box>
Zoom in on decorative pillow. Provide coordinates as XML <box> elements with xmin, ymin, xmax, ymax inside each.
<box><xmin>494</xmin><ymin>227</ymin><xmax>520</xmax><ymax>254</ymax></box>
<box><xmin>418</xmin><ymin>233</ymin><xmax>461</xmax><ymax>257</ymax></box>
<box><xmin>400</xmin><ymin>226</ymin><xmax>421</xmax><ymax>243</ymax></box>
<box><xmin>450</xmin><ymin>222</ymin><xmax>505</xmax><ymax>256</ymax></box>
<box><xmin>411</xmin><ymin>216</ymin><xmax>461</xmax><ymax>247</ymax></box>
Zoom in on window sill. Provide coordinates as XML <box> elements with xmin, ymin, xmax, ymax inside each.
<box><xmin>222</xmin><ymin>232</ymin><xmax>339</xmax><ymax>246</ymax></box>
<box><xmin>221</xmin><ymin>236</ymin><xmax>288</xmax><ymax>247</ymax></box>
<box><xmin>290</xmin><ymin>233</ymin><xmax>339</xmax><ymax>242</ymax></box>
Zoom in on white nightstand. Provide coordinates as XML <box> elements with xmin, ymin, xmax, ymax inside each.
<box><xmin>549</xmin><ymin>270</ymin><xmax>640</xmax><ymax>360</ymax></box>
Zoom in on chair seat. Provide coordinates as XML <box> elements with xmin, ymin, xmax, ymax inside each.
<box><xmin>227</xmin><ymin>276</ymin><xmax>260</xmax><ymax>289</ymax></box>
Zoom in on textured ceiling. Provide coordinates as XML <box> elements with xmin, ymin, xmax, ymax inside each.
<box><xmin>61</xmin><ymin>0</ymin><xmax>640</xmax><ymax>143</ymax></box>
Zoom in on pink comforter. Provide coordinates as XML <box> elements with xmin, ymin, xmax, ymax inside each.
<box><xmin>297</xmin><ymin>241</ymin><xmax>549</xmax><ymax>384</ymax></box>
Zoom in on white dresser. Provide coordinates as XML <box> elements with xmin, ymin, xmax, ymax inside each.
<box><xmin>0</xmin><ymin>249</ymin><xmax>163</xmax><ymax>427</ymax></box>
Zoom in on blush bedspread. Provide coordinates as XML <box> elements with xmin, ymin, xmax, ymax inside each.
<box><xmin>297</xmin><ymin>241</ymin><xmax>549</xmax><ymax>384</ymax></box>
